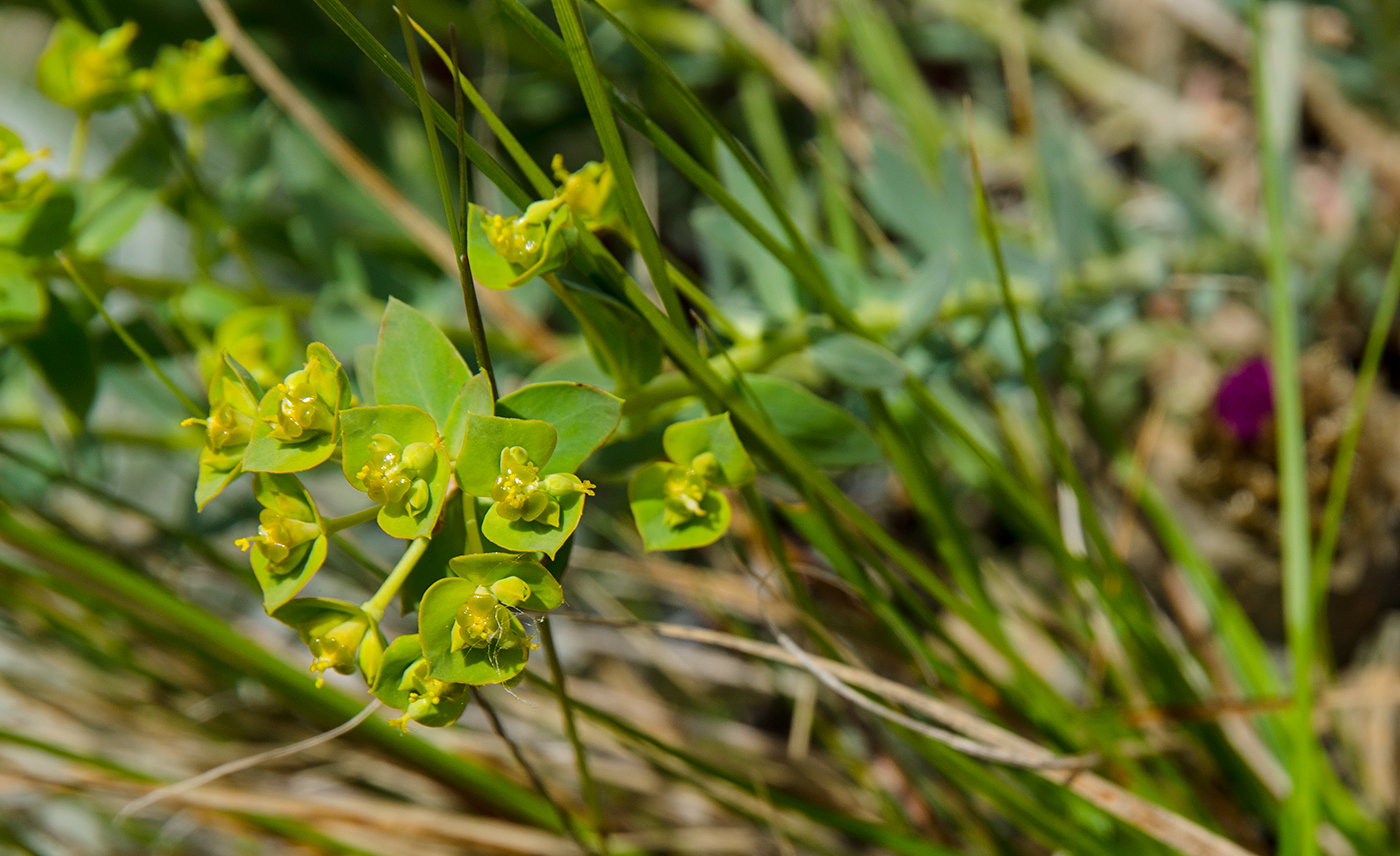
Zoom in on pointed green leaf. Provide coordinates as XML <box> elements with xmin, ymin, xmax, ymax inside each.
<box><xmin>373</xmin><ymin>297</ymin><xmax>470</xmax><ymax>428</ymax></box>
<box><xmin>744</xmin><ymin>374</ymin><xmax>881</xmax><ymax>469</ymax></box>
<box><xmin>443</xmin><ymin>372</ymin><xmax>495</xmax><ymax>460</ymax></box>
<box><xmin>808</xmin><ymin>332</ymin><xmax>905</xmax><ymax>389</ymax></box>
<box><xmin>0</xmin><ymin>250</ymin><xmax>48</xmax><ymax>338</ymax></box>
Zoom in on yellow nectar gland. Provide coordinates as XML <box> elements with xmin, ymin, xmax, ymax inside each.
<box><xmin>266</xmin><ymin>356</ymin><xmax>337</xmax><ymax>442</ymax></box>
<box><xmin>662</xmin><ymin>453</ymin><xmax>720</xmax><ymax>528</ymax></box>
<box><xmin>484</xmin><ymin>197</ymin><xmax>565</xmax><ymax>266</ymax></box>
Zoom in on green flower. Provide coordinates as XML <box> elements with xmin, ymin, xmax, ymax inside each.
<box><xmin>491</xmin><ymin>446</ymin><xmax>595</xmax><ymax>528</ymax></box>
<box><xmin>629</xmin><ymin>414</ymin><xmax>755</xmax><ymax>551</ymax></box>
<box><xmin>242</xmin><ymin>343</ymin><xmax>350</xmax><ymax>474</ymax></box>
<box><xmin>552</xmin><ymin>154</ymin><xmax>620</xmax><ymax>232</ymax></box>
<box><xmin>272</xmin><ymin>598</ymin><xmax>378</xmax><ymax>687</ymax></box>
<box><xmin>387</xmin><ymin>656</ymin><xmax>468</xmax><ymax>731</ymax></box>
<box><xmin>149</xmin><ymin>36</ymin><xmax>250</xmax><ymax>124</ymax></box>
<box><xmin>450</xmin><ymin>586</ymin><xmax>532</xmax><ymax>653</ymax></box>
<box><xmin>306</xmin><ymin>614</ymin><xmax>370</xmax><ymax>681</ymax></box>
<box><xmin>370</xmin><ymin>635</ymin><xmax>469</xmax><ymax>730</ymax></box>
<box><xmin>0</xmin><ymin>125</ymin><xmax>51</xmax><ymax>212</ymax></box>
<box><xmin>340</xmin><ymin>405</ymin><xmax>450</xmax><ymax>539</ymax></box>
<box><xmin>267</xmin><ymin>356</ymin><xmax>339</xmax><ymax>442</ymax></box>
<box><xmin>358</xmin><ymin>434</ymin><xmax>435</xmax><ymax>518</ymax></box>
<box><xmin>237</xmin><ymin>473</ymin><xmax>329</xmax><ymax>610</ymax></box>
<box><xmin>183</xmin><ymin>354</ymin><xmax>261</xmax><ymax>510</ymax></box>
<box><xmin>465</xmin><ymin>200</ymin><xmax>571</xmax><ymax>290</ymax></box>
<box><xmin>456</xmin><ymin>413</ymin><xmax>594</xmax><ymax>558</ymax></box>
<box><xmin>35</xmin><ymin>20</ymin><xmax>145</xmax><ymax>116</ymax></box>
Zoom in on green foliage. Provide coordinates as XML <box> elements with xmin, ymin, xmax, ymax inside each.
<box><xmin>339</xmin><ymin>404</ymin><xmax>449</xmax><ymax>539</ymax></box>
<box><xmin>630</xmin><ymin>414</ymin><xmax>752</xmax><ymax>551</ymax></box>
<box><xmin>243</xmin><ymin>343</ymin><xmax>351</xmax><ymax>473</ymax></box>
<box><xmin>0</xmin><ymin>125</ymin><xmax>52</xmax><ymax>212</ymax></box>
<box><xmin>466</xmin><ymin>201</ymin><xmax>572</xmax><ymax>290</ymax></box>
<box><xmin>187</xmin><ymin>353</ymin><xmax>261</xmax><ymax>510</ymax></box>
<box><xmin>148</xmin><ymin>36</ymin><xmax>250</xmax><ymax>124</ymax></box>
<box><xmin>35</xmin><ymin>20</ymin><xmax>144</xmax><ymax>116</ymax></box>
<box><xmin>238</xmin><ymin>473</ymin><xmax>328</xmax><ymax>610</ymax></box>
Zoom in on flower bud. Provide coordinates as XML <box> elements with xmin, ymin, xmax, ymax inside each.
<box><xmin>149</xmin><ymin>36</ymin><xmax>249</xmax><ymax>124</ymax></box>
<box><xmin>236</xmin><ymin>507</ymin><xmax>320</xmax><ymax>570</ymax></box>
<box><xmin>541</xmin><ymin>472</ymin><xmax>596</xmax><ymax>498</ymax></box>
<box><xmin>489</xmin><ymin>576</ymin><xmax>531</xmax><ymax>607</ymax></box>
<box><xmin>37</xmin><ymin>21</ymin><xmax>144</xmax><ymax>116</ymax></box>
<box><xmin>0</xmin><ymin>126</ymin><xmax>50</xmax><ymax>211</ymax></box>
<box><xmin>307</xmin><ymin>615</ymin><xmax>369</xmax><ymax>683</ymax></box>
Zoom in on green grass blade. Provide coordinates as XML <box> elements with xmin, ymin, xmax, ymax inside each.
<box><xmin>1249</xmin><ymin>5</ymin><xmax>1316</xmax><ymax>853</ymax></box>
<box><xmin>1310</xmin><ymin>232</ymin><xmax>1400</xmax><ymax>638</ymax></box>
<box><xmin>309</xmin><ymin>0</ymin><xmax>532</xmax><ymax>209</ymax></box>
<box><xmin>549</xmin><ymin>0</ymin><xmax>687</xmax><ymax>332</ymax></box>
<box><xmin>397</xmin><ymin>5</ymin><xmax>462</xmax><ymax>256</ymax></box>
<box><xmin>0</xmin><ymin>507</ymin><xmax>561</xmax><ymax>831</ymax></box>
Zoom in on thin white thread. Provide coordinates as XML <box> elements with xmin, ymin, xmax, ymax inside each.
<box><xmin>114</xmin><ymin>699</ymin><xmax>381</xmax><ymax>823</ymax></box>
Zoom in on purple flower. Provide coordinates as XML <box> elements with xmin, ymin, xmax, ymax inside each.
<box><xmin>1215</xmin><ymin>357</ymin><xmax>1274</xmax><ymax>441</ymax></box>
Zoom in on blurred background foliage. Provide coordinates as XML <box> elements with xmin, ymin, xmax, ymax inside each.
<box><xmin>7</xmin><ymin>0</ymin><xmax>1400</xmax><ymax>853</ymax></box>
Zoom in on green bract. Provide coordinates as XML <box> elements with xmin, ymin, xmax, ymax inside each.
<box><xmin>35</xmin><ymin>20</ymin><xmax>145</xmax><ymax>116</ymax></box>
<box><xmin>340</xmin><ymin>405</ymin><xmax>449</xmax><ymax>539</ymax></box>
<box><xmin>629</xmin><ymin>413</ymin><xmax>754</xmax><ymax>551</ymax></box>
<box><xmin>0</xmin><ymin>125</ymin><xmax>51</xmax><ymax>212</ymax></box>
<box><xmin>466</xmin><ymin>200</ymin><xmax>571</xmax><ymax>290</ymax></box>
<box><xmin>419</xmin><ymin>578</ymin><xmax>531</xmax><ymax>685</ymax></box>
<box><xmin>272</xmin><ymin>597</ymin><xmax>380</xmax><ymax>686</ymax></box>
<box><xmin>236</xmin><ymin>473</ymin><xmax>329</xmax><ymax>610</ymax></box>
<box><xmin>184</xmin><ymin>352</ymin><xmax>262</xmax><ymax>510</ymax></box>
<box><xmin>371</xmin><ymin>635</ymin><xmax>469</xmax><ymax>730</ymax></box>
<box><xmin>373</xmin><ymin>297</ymin><xmax>470</xmax><ymax>430</ymax></box>
<box><xmin>456</xmin><ymin>413</ymin><xmax>592</xmax><ymax>558</ymax></box>
<box><xmin>552</xmin><ymin>154</ymin><xmax>621</xmax><ymax>232</ymax></box>
<box><xmin>149</xmin><ymin>35</ymin><xmax>250</xmax><ymax>124</ymax></box>
<box><xmin>495</xmin><ymin>381</ymin><xmax>621</xmax><ymax>476</ymax></box>
<box><xmin>0</xmin><ymin>250</ymin><xmax>48</xmax><ymax>337</ymax></box>
<box><xmin>199</xmin><ymin>306</ymin><xmax>300</xmax><ymax>390</ymax></box>
<box><xmin>243</xmin><ymin>343</ymin><xmax>350</xmax><ymax>473</ymax></box>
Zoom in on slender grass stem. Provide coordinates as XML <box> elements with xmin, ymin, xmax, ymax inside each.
<box><xmin>448</xmin><ymin>25</ymin><xmax>498</xmax><ymax>399</ymax></box>
<box><xmin>69</xmin><ymin>113</ymin><xmax>89</xmax><ymax>176</ymax></box>
<box><xmin>361</xmin><ymin>536</ymin><xmax>429</xmax><ymax>621</ymax></box>
<box><xmin>1250</xmin><ymin>5</ymin><xmax>1316</xmax><ymax>852</ymax></box>
<box><xmin>1309</xmin><ymin>231</ymin><xmax>1400</xmax><ymax>641</ymax></box>
<box><xmin>550</xmin><ymin>0</ymin><xmax>688</xmax><ymax>333</ymax></box>
<box><xmin>471</xmin><ymin>687</ymin><xmax>601</xmax><ymax>855</ymax></box>
<box><xmin>322</xmin><ymin>506</ymin><xmax>381</xmax><ymax>535</ymax></box>
<box><xmin>538</xmin><ymin>618</ymin><xmax>607</xmax><ymax>849</ymax></box>
<box><xmin>57</xmin><ymin>253</ymin><xmax>204</xmax><ymax>419</ymax></box>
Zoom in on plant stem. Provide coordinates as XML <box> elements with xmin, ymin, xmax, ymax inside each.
<box><xmin>550</xmin><ymin>0</ymin><xmax>688</xmax><ymax>334</ymax></box>
<box><xmin>1250</xmin><ymin>4</ymin><xmax>1316</xmax><ymax>853</ymax></box>
<box><xmin>322</xmin><ymin>506</ymin><xmax>380</xmax><ymax>534</ymax></box>
<box><xmin>447</xmin><ymin>25</ymin><xmax>498</xmax><ymax>400</ymax></box>
<box><xmin>58</xmin><ymin>253</ymin><xmax>205</xmax><ymax>419</ymax></box>
<box><xmin>361</xmin><ymin>536</ymin><xmax>429</xmax><ymax>621</ymax></box>
<box><xmin>1310</xmin><ymin>231</ymin><xmax>1400</xmax><ymax>641</ymax></box>
<box><xmin>538</xmin><ymin>617</ymin><xmax>607</xmax><ymax>849</ymax></box>
<box><xmin>471</xmin><ymin>687</ymin><xmax>601</xmax><ymax>855</ymax></box>
<box><xmin>70</xmin><ymin>113</ymin><xmax>89</xmax><ymax>176</ymax></box>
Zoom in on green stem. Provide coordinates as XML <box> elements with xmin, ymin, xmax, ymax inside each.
<box><xmin>447</xmin><ymin>26</ymin><xmax>498</xmax><ymax>400</ymax></box>
<box><xmin>361</xmin><ymin>536</ymin><xmax>429</xmax><ymax>620</ymax></box>
<box><xmin>1250</xmin><ymin>5</ymin><xmax>1316</xmax><ymax>854</ymax></box>
<box><xmin>1310</xmin><ymin>231</ymin><xmax>1400</xmax><ymax>643</ymax></box>
<box><xmin>539</xmin><ymin>617</ymin><xmax>607</xmax><ymax>849</ymax></box>
<box><xmin>322</xmin><ymin>506</ymin><xmax>381</xmax><ymax>534</ymax></box>
<box><xmin>58</xmin><ymin>253</ymin><xmax>205</xmax><ymax>419</ymax></box>
<box><xmin>70</xmin><ymin>113</ymin><xmax>89</xmax><ymax>176</ymax></box>
<box><xmin>550</xmin><ymin>0</ymin><xmax>688</xmax><ymax>334</ymax></box>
